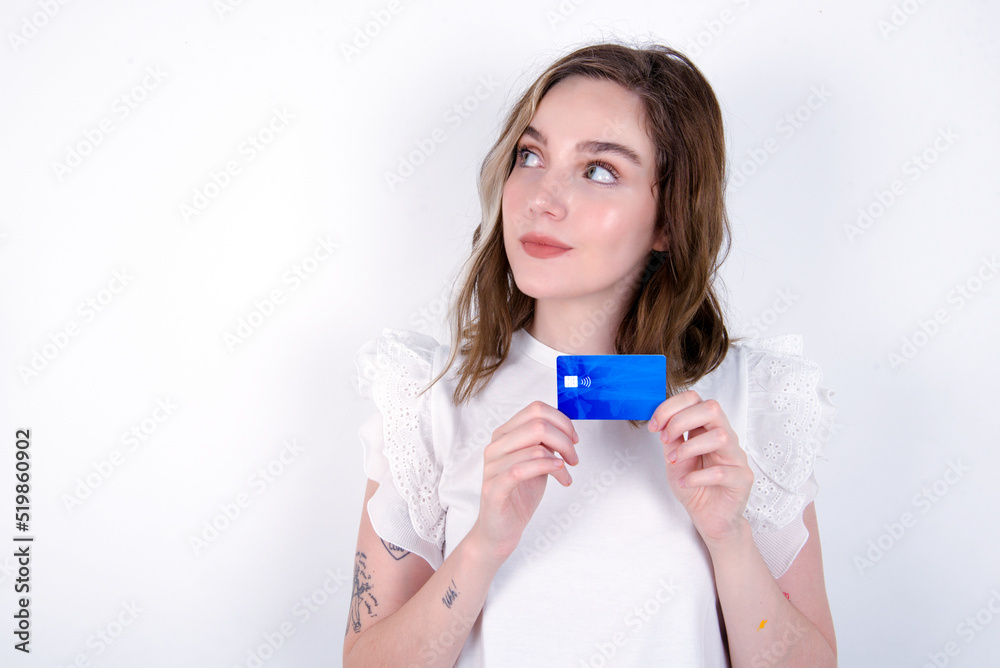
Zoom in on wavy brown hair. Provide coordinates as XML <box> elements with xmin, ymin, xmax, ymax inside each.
<box><xmin>419</xmin><ymin>39</ymin><xmax>738</xmax><ymax>429</ymax></box>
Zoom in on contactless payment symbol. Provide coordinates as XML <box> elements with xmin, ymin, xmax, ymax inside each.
<box><xmin>563</xmin><ymin>375</ymin><xmax>592</xmax><ymax>388</ymax></box>
<box><xmin>556</xmin><ymin>354</ymin><xmax>666</xmax><ymax>420</ymax></box>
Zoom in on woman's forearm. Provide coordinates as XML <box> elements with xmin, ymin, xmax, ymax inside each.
<box><xmin>344</xmin><ymin>525</ymin><xmax>501</xmax><ymax>668</ymax></box>
<box><xmin>706</xmin><ymin>520</ymin><xmax>836</xmax><ymax>668</ymax></box>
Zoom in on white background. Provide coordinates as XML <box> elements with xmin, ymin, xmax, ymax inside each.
<box><xmin>2</xmin><ymin>0</ymin><xmax>998</xmax><ymax>666</ymax></box>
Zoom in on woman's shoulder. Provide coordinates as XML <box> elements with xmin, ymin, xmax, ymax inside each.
<box><xmin>727</xmin><ymin>332</ymin><xmax>839</xmax><ymax>578</ymax></box>
<box><xmin>731</xmin><ymin>333</ymin><xmax>836</xmax><ymax>451</ymax></box>
<box><xmin>351</xmin><ymin>326</ymin><xmax>453</xmax><ymax>569</ymax></box>
<box><xmin>721</xmin><ymin>331</ymin><xmax>838</xmax><ymax>466</ymax></box>
<box><xmin>354</xmin><ymin>326</ymin><xmax>448</xmax><ymax>366</ymax></box>
<box><xmin>732</xmin><ymin>331</ymin><xmax>808</xmax><ymax>355</ymax></box>
<box><xmin>710</xmin><ymin>333</ymin><xmax>833</xmax><ymax>401</ymax></box>
<box><xmin>353</xmin><ymin>327</ymin><xmax>454</xmax><ymax>397</ymax></box>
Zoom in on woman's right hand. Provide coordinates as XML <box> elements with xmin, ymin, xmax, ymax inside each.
<box><xmin>470</xmin><ymin>400</ymin><xmax>580</xmax><ymax>567</ymax></box>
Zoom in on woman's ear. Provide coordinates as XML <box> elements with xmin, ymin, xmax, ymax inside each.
<box><xmin>652</xmin><ymin>230</ymin><xmax>669</xmax><ymax>253</ymax></box>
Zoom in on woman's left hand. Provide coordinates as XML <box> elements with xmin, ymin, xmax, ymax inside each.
<box><xmin>648</xmin><ymin>390</ymin><xmax>754</xmax><ymax>547</ymax></box>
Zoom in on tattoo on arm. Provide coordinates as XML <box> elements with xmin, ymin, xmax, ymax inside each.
<box><xmin>442</xmin><ymin>579</ymin><xmax>459</xmax><ymax>609</ymax></box>
<box><xmin>348</xmin><ymin>551</ymin><xmax>379</xmax><ymax>634</ymax></box>
<box><xmin>381</xmin><ymin>538</ymin><xmax>411</xmax><ymax>560</ymax></box>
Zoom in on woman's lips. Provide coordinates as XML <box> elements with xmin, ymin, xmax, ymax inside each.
<box><xmin>522</xmin><ymin>241</ymin><xmax>571</xmax><ymax>258</ymax></box>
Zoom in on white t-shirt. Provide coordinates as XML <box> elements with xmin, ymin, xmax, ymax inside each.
<box><xmin>352</xmin><ymin>326</ymin><xmax>837</xmax><ymax>667</ymax></box>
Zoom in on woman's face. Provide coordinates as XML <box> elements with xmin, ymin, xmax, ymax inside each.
<box><xmin>502</xmin><ymin>75</ymin><xmax>664</xmax><ymax>311</ymax></box>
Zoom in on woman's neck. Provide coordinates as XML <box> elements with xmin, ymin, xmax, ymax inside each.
<box><xmin>526</xmin><ymin>299</ymin><xmax>627</xmax><ymax>355</ymax></box>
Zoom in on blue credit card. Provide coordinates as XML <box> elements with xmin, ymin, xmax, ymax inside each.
<box><xmin>556</xmin><ymin>354</ymin><xmax>666</xmax><ymax>420</ymax></box>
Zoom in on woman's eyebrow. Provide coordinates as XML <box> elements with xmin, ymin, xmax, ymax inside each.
<box><xmin>522</xmin><ymin>125</ymin><xmax>643</xmax><ymax>168</ymax></box>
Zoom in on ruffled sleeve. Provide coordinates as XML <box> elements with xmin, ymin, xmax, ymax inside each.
<box><xmin>352</xmin><ymin>328</ymin><xmax>446</xmax><ymax>570</ymax></box>
<box><xmin>739</xmin><ymin>334</ymin><xmax>838</xmax><ymax>579</ymax></box>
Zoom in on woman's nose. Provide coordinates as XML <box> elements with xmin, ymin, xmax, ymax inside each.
<box><xmin>527</xmin><ymin>171</ymin><xmax>568</xmax><ymax>218</ymax></box>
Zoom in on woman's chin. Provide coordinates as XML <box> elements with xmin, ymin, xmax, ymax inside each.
<box><xmin>514</xmin><ymin>283</ymin><xmax>577</xmax><ymax>302</ymax></box>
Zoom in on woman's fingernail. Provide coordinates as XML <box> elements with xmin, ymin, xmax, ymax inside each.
<box><xmin>667</xmin><ymin>449</ymin><xmax>677</xmax><ymax>464</ymax></box>
<box><xmin>649</xmin><ymin>418</ymin><xmax>657</xmax><ymax>431</ymax></box>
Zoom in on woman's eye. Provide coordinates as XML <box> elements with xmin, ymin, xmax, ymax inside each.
<box><xmin>516</xmin><ymin>145</ymin><xmax>617</xmax><ymax>185</ymax></box>
<box><xmin>518</xmin><ymin>147</ymin><xmax>540</xmax><ymax>167</ymax></box>
<box><xmin>586</xmin><ymin>164</ymin><xmax>616</xmax><ymax>184</ymax></box>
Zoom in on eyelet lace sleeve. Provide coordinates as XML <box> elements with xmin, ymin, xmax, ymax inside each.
<box><xmin>740</xmin><ymin>334</ymin><xmax>838</xmax><ymax>579</ymax></box>
<box><xmin>353</xmin><ymin>328</ymin><xmax>445</xmax><ymax>569</ymax></box>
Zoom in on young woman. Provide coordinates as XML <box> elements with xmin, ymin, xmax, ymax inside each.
<box><xmin>344</xmin><ymin>41</ymin><xmax>838</xmax><ymax>667</ymax></box>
